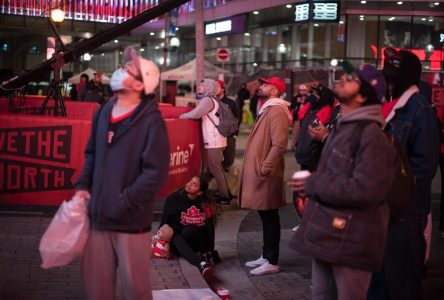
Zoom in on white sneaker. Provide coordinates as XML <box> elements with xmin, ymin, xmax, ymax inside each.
<box><xmin>292</xmin><ymin>225</ymin><xmax>300</xmax><ymax>232</ymax></box>
<box><xmin>249</xmin><ymin>261</ymin><xmax>280</xmax><ymax>276</ymax></box>
<box><xmin>245</xmin><ymin>256</ymin><xmax>268</xmax><ymax>268</ymax></box>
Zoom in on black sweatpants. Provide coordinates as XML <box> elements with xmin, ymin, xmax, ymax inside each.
<box><xmin>171</xmin><ymin>220</ymin><xmax>215</xmax><ymax>267</ymax></box>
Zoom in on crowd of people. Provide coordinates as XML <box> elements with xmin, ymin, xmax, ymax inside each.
<box><xmin>72</xmin><ymin>46</ymin><xmax>442</xmax><ymax>299</ymax></box>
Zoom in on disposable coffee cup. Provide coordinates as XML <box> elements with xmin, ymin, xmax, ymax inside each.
<box><xmin>216</xmin><ymin>288</ymin><xmax>230</xmax><ymax>300</ymax></box>
<box><xmin>292</xmin><ymin>170</ymin><xmax>311</xmax><ymax>179</ymax></box>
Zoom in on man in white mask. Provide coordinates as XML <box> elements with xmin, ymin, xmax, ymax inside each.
<box><xmin>74</xmin><ymin>47</ymin><xmax>170</xmax><ymax>300</ymax></box>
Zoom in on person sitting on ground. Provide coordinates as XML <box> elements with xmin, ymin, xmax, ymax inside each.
<box><xmin>159</xmin><ymin>175</ymin><xmax>220</xmax><ymax>278</ymax></box>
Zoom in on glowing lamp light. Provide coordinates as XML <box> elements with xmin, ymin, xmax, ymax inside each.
<box><xmin>50</xmin><ymin>9</ymin><xmax>65</xmax><ymax>23</ymax></box>
<box><xmin>169</xmin><ymin>37</ymin><xmax>181</xmax><ymax>48</ymax></box>
<box><xmin>330</xmin><ymin>59</ymin><xmax>338</xmax><ymax>67</ymax></box>
<box><xmin>83</xmin><ymin>53</ymin><xmax>92</xmax><ymax>61</ymax></box>
<box><xmin>426</xmin><ymin>44</ymin><xmax>434</xmax><ymax>53</ymax></box>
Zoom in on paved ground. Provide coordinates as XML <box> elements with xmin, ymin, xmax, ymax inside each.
<box><xmin>1</xmin><ymin>128</ymin><xmax>444</xmax><ymax>299</ymax></box>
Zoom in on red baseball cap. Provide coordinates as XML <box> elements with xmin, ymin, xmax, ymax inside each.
<box><xmin>216</xmin><ymin>80</ymin><xmax>225</xmax><ymax>90</ymax></box>
<box><xmin>258</xmin><ymin>77</ymin><xmax>286</xmax><ymax>95</ymax></box>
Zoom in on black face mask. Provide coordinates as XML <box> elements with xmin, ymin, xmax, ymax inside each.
<box><xmin>383</xmin><ymin>63</ymin><xmax>398</xmax><ymax>85</ymax></box>
<box><xmin>307</xmin><ymin>93</ymin><xmax>318</xmax><ymax>103</ymax></box>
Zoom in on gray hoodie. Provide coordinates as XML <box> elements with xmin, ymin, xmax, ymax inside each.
<box><xmin>179</xmin><ymin>79</ymin><xmax>218</xmax><ymax>119</ymax></box>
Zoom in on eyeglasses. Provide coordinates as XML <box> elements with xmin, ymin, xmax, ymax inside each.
<box><xmin>344</xmin><ymin>72</ymin><xmax>361</xmax><ymax>84</ymax></box>
<box><xmin>123</xmin><ymin>65</ymin><xmax>143</xmax><ymax>81</ymax></box>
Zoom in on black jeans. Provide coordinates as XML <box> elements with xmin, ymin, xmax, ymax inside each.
<box><xmin>440</xmin><ymin>152</ymin><xmax>444</xmax><ymax>231</ymax></box>
<box><xmin>171</xmin><ymin>220</ymin><xmax>215</xmax><ymax>267</ymax></box>
<box><xmin>368</xmin><ymin>217</ymin><xmax>425</xmax><ymax>300</ymax></box>
<box><xmin>222</xmin><ymin>136</ymin><xmax>236</xmax><ymax>171</ymax></box>
<box><xmin>258</xmin><ymin>209</ymin><xmax>280</xmax><ymax>265</ymax></box>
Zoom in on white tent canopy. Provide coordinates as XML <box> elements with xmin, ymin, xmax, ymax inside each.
<box><xmin>67</xmin><ymin>68</ymin><xmax>110</xmax><ymax>84</ymax></box>
<box><xmin>160</xmin><ymin>58</ymin><xmax>230</xmax><ymax>81</ymax></box>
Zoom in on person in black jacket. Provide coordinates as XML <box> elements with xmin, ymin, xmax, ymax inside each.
<box><xmin>74</xmin><ymin>47</ymin><xmax>170</xmax><ymax>300</ymax></box>
<box><xmin>78</xmin><ymin>72</ymin><xmax>110</xmax><ymax>104</ymax></box>
<box><xmin>216</xmin><ymin>80</ymin><xmax>240</xmax><ymax>172</ymax></box>
<box><xmin>236</xmin><ymin>82</ymin><xmax>250</xmax><ymax>112</ymax></box>
<box><xmin>160</xmin><ymin>176</ymin><xmax>219</xmax><ymax>278</ymax></box>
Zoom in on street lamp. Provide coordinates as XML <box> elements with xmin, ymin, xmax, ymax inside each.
<box><xmin>48</xmin><ymin>8</ymin><xmax>65</xmax><ymax>52</ymax></box>
<box><xmin>425</xmin><ymin>44</ymin><xmax>434</xmax><ymax>70</ymax></box>
<box><xmin>39</xmin><ymin>8</ymin><xmax>67</xmax><ymax>116</ymax></box>
<box><xmin>329</xmin><ymin>59</ymin><xmax>338</xmax><ymax>88</ymax></box>
<box><xmin>50</xmin><ymin>8</ymin><xmax>65</xmax><ymax>23</ymax></box>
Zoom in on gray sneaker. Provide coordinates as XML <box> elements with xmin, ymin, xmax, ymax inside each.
<box><xmin>249</xmin><ymin>261</ymin><xmax>280</xmax><ymax>276</ymax></box>
<box><xmin>245</xmin><ymin>255</ymin><xmax>268</xmax><ymax>268</ymax></box>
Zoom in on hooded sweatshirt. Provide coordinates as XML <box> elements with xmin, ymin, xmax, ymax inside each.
<box><xmin>75</xmin><ymin>96</ymin><xmax>170</xmax><ymax>233</ymax></box>
<box><xmin>180</xmin><ymin>79</ymin><xmax>227</xmax><ymax>148</ymax></box>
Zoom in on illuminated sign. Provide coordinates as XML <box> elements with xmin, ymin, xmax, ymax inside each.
<box><xmin>0</xmin><ymin>0</ymin><xmax>160</xmax><ymax>24</ymax></box>
<box><xmin>205</xmin><ymin>14</ymin><xmax>247</xmax><ymax>36</ymax></box>
<box><xmin>295</xmin><ymin>1</ymin><xmax>340</xmax><ymax>23</ymax></box>
<box><xmin>295</xmin><ymin>2</ymin><xmax>310</xmax><ymax>22</ymax></box>
<box><xmin>313</xmin><ymin>1</ymin><xmax>340</xmax><ymax>21</ymax></box>
<box><xmin>206</xmin><ymin>20</ymin><xmax>232</xmax><ymax>35</ymax></box>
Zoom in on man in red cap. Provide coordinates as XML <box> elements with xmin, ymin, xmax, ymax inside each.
<box><xmin>239</xmin><ymin>76</ymin><xmax>290</xmax><ymax>275</ymax></box>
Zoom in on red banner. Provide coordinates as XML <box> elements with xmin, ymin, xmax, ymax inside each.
<box><xmin>0</xmin><ymin>110</ymin><xmax>202</xmax><ymax>206</ymax></box>
<box><xmin>0</xmin><ymin>97</ymin><xmax>99</xmax><ymax>119</ymax></box>
<box><xmin>157</xmin><ymin>119</ymin><xmax>203</xmax><ymax>198</ymax></box>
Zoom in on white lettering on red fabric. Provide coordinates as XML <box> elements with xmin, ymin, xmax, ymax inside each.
<box><xmin>180</xmin><ymin>205</ymin><xmax>205</xmax><ymax>226</ymax></box>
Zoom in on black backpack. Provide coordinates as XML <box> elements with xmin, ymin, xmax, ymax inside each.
<box><xmin>351</xmin><ymin>121</ymin><xmax>414</xmax><ymax>218</ymax></box>
<box><xmin>207</xmin><ymin>97</ymin><xmax>239</xmax><ymax>137</ymax></box>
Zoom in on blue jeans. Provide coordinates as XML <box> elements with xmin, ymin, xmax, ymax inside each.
<box><xmin>312</xmin><ymin>258</ymin><xmax>371</xmax><ymax>300</ymax></box>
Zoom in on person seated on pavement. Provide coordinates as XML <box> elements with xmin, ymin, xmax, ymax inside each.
<box><xmin>159</xmin><ymin>175</ymin><xmax>220</xmax><ymax>278</ymax></box>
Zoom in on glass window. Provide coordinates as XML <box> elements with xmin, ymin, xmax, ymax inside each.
<box><xmin>346</xmin><ymin>15</ymin><xmax>379</xmax><ymax>65</ymax></box>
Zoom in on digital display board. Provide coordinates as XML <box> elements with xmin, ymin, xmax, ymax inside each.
<box><xmin>295</xmin><ymin>1</ymin><xmax>340</xmax><ymax>23</ymax></box>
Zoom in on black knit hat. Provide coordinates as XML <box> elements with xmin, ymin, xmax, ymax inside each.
<box><xmin>383</xmin><ymin>47</ymin><xmax>422</xmax><ymax>98</ymax></box>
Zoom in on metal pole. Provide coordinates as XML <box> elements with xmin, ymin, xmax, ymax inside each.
<box><xmin>195</xmin><ymin>0</ymin><xmax>204</xmax><ymax>85</ymax></box>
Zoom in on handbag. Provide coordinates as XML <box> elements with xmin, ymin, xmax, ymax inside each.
<box><xmin>39</xmin><ymin>196</ymin><xmax>90</xmax><ymax>269</ymax></box>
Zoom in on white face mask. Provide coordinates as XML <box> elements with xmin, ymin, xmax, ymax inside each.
<box><xmin>110</xmin><ymin>68</ymin><xmax>129</xmax><ymax>92</ymax></box>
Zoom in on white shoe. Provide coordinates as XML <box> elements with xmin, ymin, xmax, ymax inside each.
<box><xmin>292</xmin><ymin>225</ymin><xmax>300</xmax><ymax>232</ymax></box>
<box><xmin>249</xmin><ymin>261</ymin><xmax>280</xmax><ymax>276</ymax></box>
<box><xmin>245</xmin><ymin>255</ymin><xmax>268</xmax><ymax>268</ymax></box>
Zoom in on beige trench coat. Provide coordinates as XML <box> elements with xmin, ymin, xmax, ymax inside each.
<box><xmin>238</xmin><ymin>105</ymin><xmax>288</xmax><ymax>210</ymax></box>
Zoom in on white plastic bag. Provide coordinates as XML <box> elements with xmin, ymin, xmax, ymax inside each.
<box><xmin>39</xmin><ymin>196</ymin><xmax>89</xmax><ymax>269</ymax></box>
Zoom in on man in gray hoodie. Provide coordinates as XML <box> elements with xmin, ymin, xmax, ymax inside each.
<box><xmin>180</xmin><ymin>79</ymin><xmax>231</xmax><ymax>204</ymax></box>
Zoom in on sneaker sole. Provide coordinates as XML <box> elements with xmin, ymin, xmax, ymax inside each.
<box><xmin>245</xmin><ymin>259</ymin><xmax>267</xmax><ymax>268</ymax></box>
<box><xmin>250</xmin><ymin>268</ymin><xmax>280</xmax><ymax>276</ymax></box>
<box><xmin>245</xmin><ymin>262</ymin><xmax>263</xmax><ymax>268</ymax></box>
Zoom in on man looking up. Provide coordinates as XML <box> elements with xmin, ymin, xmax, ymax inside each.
<box><xmin>289</xmin><ymin>63</ymin><xmax>397</xmax><ymax>299</ymax></box>
<box><xmin>240</xmin><ymin>77</ymin><xmax>290</xmax><ymax>276</ymax></box>
<box><xmin>74</xmin><ymin>47</ymin><xmax>170</xmax><ymax>300</ymax></box>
